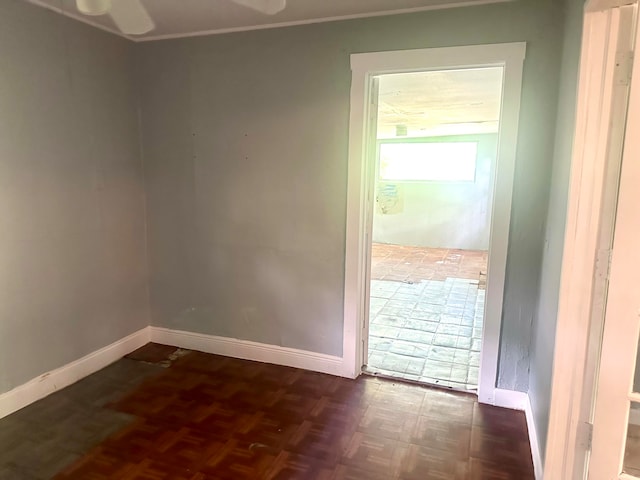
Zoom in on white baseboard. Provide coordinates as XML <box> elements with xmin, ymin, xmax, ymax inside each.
<box><xmin>0</xmin><ymin>326</ymin><xmax>345</xmax><ymax>421</ymax></box>
<box><xmin>524</xmin><ymin>394</ymin><xmax>544</xmax><ymax>480</ymax></box>
<box><xmin>0</xmin><ymin>323</ymin><xmax>543</xmax><ymax>480</ymax></box>
<box><xmin>0</xmin><ymin>326</ymin><xmax>151</xmax><ymax>419</ymax></box>
<box><xmin>150</xmin><ymin>327</ymin><xmax>345</xmax><ymax>377</ymax></box>
<box><xmin>4</xmin><ymin>323</ymin><xmax>543</xmax><ymax>477</ymax></box>
<box><xmin>492</xmin><ymin>387</ymin><xmax>528</xmax><ymax>410</ymax></box>
<box><xmin>491</xmin><ymin>389</ymin><xmax>543</xmax><ymax>480</ymax></box>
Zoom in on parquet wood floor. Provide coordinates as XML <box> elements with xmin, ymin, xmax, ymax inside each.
<box><xmin>54</xmin><ymin>346</ymin><xmax>534</xmax><ymax>480</ymax></box>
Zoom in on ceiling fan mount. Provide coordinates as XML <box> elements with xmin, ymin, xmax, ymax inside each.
<box><xmin>74</xmin><ymin>0</ymin><xmax>288</xmax><ymax>36</ymax></box>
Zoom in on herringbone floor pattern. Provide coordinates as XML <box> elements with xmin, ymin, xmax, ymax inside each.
<box><xmin>49</xmin><ymin>345</ymin><xmax>534</xmax><ymax>480</ymax></box>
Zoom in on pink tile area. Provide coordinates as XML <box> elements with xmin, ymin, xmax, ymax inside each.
<box><xmin>371</xmin><ymin>243</ymin><xmax>488</xmax><ymax>287</ymax></box>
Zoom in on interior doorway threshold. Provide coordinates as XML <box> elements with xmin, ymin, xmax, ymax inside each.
<box><xmin>361</xmin><ymin>365</ymin><xmax>478</xmax><ymax>395</ymax></box>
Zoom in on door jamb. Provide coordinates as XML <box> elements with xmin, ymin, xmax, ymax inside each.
<box><xmin>544</xmin><ymin>2</ymin><xmax>638</xmax><ymax>478</ymax></box>
<box><xmin>588</xmin><ymin>6</ymin><xmax>640</xmax><ymax>475</ymax></box>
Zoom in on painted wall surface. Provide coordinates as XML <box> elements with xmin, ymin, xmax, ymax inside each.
<box><xmin>528</xmin><ymin>0</ymin><xmax>584</xmax><ymax>460</ymax></box>
<box><xmin>372</xmin><ymin>134</ymin><xmax>496</xmax><ymax>250</ymax></box>
<box><xmin>0</xmin><ymin>1</ymin><xmax>149</xmax><ymax>394</ymax></box>
<box><xmin>138</xmin><ymin>0</ymin><xmax>564</xmax><ymax>386</ymax></box>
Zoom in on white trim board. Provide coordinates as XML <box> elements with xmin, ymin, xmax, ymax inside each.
<box><xmin>492</xmin><ymin>387</ymin><xmax>528</xmax><ymax>410</ymax></box>
<box><xmin>525</xmin><ymin>394</ymin><xmax>544</xmax><ymax>480</ymax></box>
<box><xmin>588</xmin><ymin>4</ymin><xmax>640</xmax><ymax>476</ymax></box>
<box><xmin>492</xmin><ymin>389</ymin><xmax>543</xmax><ymax>480</ymax></box>
<box><xmin>0</xmin><ymin>326</ymin><xmax>343</xmax><ymax>420</ymax></box>
<box><xmin>545</xmin><ymin>4</ymin><xmax>638</xmax><ymax>479</ymax></box>
<box><xmin>0</xmin><ymin>327</ymin><xmax>151</xmax><ymax>419</ymax></box>
<box><xmin>149</xmin><ymin>327</ymin><xmax>346</xmax><ymax>377</ymax></box>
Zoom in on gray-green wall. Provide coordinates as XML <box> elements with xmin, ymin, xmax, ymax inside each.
<box><xmin>0</xmin><ymin>1</ymin><xmax>149</xmax><ymax>394</ymax></box>
<box><xmin>137</xmin><ymin>0</ymin><xmax>564</xmax><ymax>388</ymax></box>
<box><xmin>528</xmin><ymin>0</ymin><xmax>584</xmax><ymax>461</ymax></box>
<box><xmin>1</xmin><ymin>0</ymin><xmax>576</xmax><ymax>409</ymax></box>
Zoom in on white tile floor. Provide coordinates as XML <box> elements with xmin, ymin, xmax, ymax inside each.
<box><xmin>366</xmin><ymin>277</ymin><xmax>484</xmax><ymax>390</ymax></box>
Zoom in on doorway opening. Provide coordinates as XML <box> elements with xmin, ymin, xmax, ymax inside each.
<box><xmin>343</xmin><ymin>43</ymin><xmax>526</xmax><ymax>403</ymax></box>
<box><xmin>364</xmin><ymin>68</ymin><xmax>503</xmax><ymax>390</ymax></box>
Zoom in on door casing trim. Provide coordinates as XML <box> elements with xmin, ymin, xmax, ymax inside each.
<box><xmin>342</xmin><ymin>43</ymin><xmax>526</xmax><ymax>407</ymax></box>
<box><xmin>545</xmin><ymin>2</ymin><xmax>638</xmax><ymax>478</ymax></box>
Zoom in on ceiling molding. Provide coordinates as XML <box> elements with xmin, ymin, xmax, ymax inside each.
<box><xmin>137</xmin><ymin>0</ymin><xmax>512</xmax><ymax>42</ymax></box>
<box><xmin>27</xmin><ymin>0</ymin><xmax>513</xmax><ymax>43</ymax></box>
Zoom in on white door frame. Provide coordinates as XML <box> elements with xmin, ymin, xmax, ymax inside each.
<box><xmin>589</xmin><ymin>13</ymin><xmax>640</xmax><ymax>474</ymax></box>
<box><xmin>544</xmin><ymin>1</ymin><xmax>638</xmax><ymax>479</ymax></box>
<box><xmin>341</xmin><ymin>43</ymin><xmax>526</xmax><ymax>406</ymax></box>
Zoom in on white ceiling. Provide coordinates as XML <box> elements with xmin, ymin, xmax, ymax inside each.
<box><xmin>28</xmin><ymin>0</ymin><xmax>510</xmax><ymax>41</ymax></box>
<box><xmin>377</xmin><ymin>67</ymin><xmax>504</xmax><ymax>138</ymax></box>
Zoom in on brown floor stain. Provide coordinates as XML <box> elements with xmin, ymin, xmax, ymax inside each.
<box><xmin>125</xmin><ymin>342</ymin><xmax>190</xmax><ymax>368</ymax></box>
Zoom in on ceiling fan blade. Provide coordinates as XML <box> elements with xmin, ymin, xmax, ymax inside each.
<box><xmin>76</xmin><ymin>0</ymin><xmax>111</xmax><ymax>16</ymax></box>
<box><xmin>231</xmin><ymin>0</ymin><xmax>286</xmax><ymax>15</ymax></box>
<box><xmin>109</xmin><ymin>0</ymin><xmax>154</xmax><ymax>35</ymax></box>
